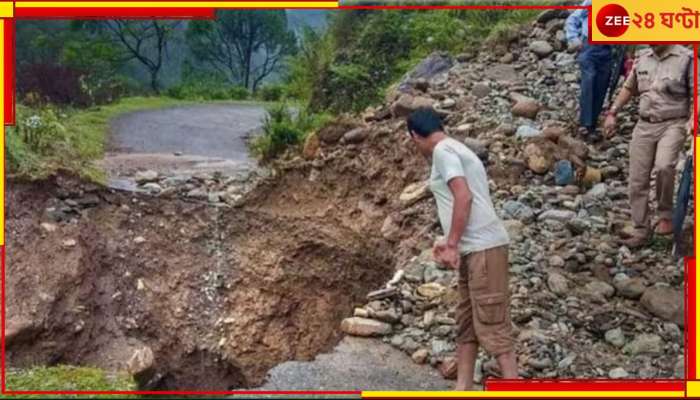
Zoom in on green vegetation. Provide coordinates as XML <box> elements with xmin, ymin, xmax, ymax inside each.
<box><xmin>6</xmin><ymin>366</ymin><xmax>136</xmax><ymax>397</ymax></box>
<box><xmin>186</xmin><ymin>11</ymin><xmax>297</xmax><ymax>91</ymax></box>
<box><xmin>13</xmin><ymin>10</ymin><xmax>543</xmax><ymax>166</ymax></box>
<box><xmin>286</xmin><ymin>9</ymin><xmax>539</xmax><ymax>114</ymax></box>
<box><xmin>251</xmin><ymin>103</ymin><xmax>331</xmax><ymax>161</ymax></box>
<box><xmin>7</xmin><ymin>96</ymin><xmax>267</xmax><ymax>181</ymax></box>
<box><xmin>166</xmin><ymin>80</ymin><xmax>250</xmax><ymax>101</ymax></box>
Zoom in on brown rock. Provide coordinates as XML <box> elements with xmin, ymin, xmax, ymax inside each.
<box><xmin>342</xmin><ymin>127</ymin><xmax>369</xmax><ymax>144</ymax></box>
<box><xmin>127</xmin><ymin>346</ymin><xmax>155</xmax><ymax>384</ymax></box>
<box><xmin>381</xmin><ymin>214</ymin><xmax>401</xmax><ymax>242</ymax></box>
<box><xmin>413</xmin><ymin>78</ymin><xmax>429</xmax><ymax>92</ymax></box>
<box><xmin>641</xmin><ymin>287</ymin><xmax>684</xmax><ymax>326</ymax></box>
<box><xmin>302</xmin><ymin>131</ymin><xmax>320</xmax><ymax>159</ymax></box>
<box><xmin>317</xmin><ymin>125</ymin><xmax>348</xmax><ymax>144</ymax></box>
<box><xmin>391</xmin><ymin>94</ymin><xmax>435</xmax><ymax>118</ymax></box>
<box><xmin>524</xmin><ymin>142</ymin><xmax>553</xmax><ymax>174</ymax></box>
<box><xmin>511</xmin><ymin>96</ymin><xmax>541</xmax><ymax>119</ymax></box>
<box><xmin>558</xmin><ymin>135</ymin><xmax>589</xmax><ymax>160</ymax></box>
<box><xmin>614</xmin><ymin>277</ymin><xmax>646</xmax><ymax>300</ymax></box>
<box><xmin>581</xmin><ymin>166</ymin><xmax>602</xmax><ymax>186</ymax></box>
<box><xmin>472</xmin><ymin>83</ymin><xmax>491</xmax><ymax>99</ymax></box>
<box><xmin>439</xmin><ymin>357</ymin><xmax>458</xmax><ymax>379</ymax></box>
<box><xmin>542</xmin><ymin>126</ymin><xmax>567</xmax><ymax>142</ymax></box>
<box><xmin>412</xmin><ymin>349</ymin><xmax>429</xmax><ymax>364</ymax></box>
<box><xmin>341</xmin><ymin>317</ymin><xmax>392</xmax><ymax>337</ymax></box>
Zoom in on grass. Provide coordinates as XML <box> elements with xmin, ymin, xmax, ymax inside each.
<box><xmin>6</xmin><ymin>366</ymin><xmax>137</xmax><ymax>398</ymax></box>
<box><xmin>7</xmin><ymin>96</ymin><xmax>274</xmax><ymax>183</ymax></box>
<box><xmin>5</xmin><ymin>366</ymin><xmax>360</xmax><ymax>399</ymax></box>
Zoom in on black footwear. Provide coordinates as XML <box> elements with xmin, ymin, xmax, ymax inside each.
<box><xmin>583</xmin><ymin>131</ymin><xmax>602</xmax><ymax>143</ymax></box>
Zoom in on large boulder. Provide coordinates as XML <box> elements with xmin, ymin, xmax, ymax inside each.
<box><xmin>641</xmin><ymin>287</ymin><xmax>684</xmax><ymax>326</ymax></box>
<box><xmin>391</xmin><ymin>94</ymin><xmax>436</xmax><ymax>118</ymax></box>
<box><xmin>397</xmin><ymin>52</ymin><xmax>454</xmax><ymax>93</ymax></box>
<box><xmin>529</xmin><ymin>40</ymin><xmax>554</xmax><ymax>58</ymax></box>
<box><xmin>127</xmin><ymin>346</ymin><xmax>156</xmax><ymax>386</ymax></box>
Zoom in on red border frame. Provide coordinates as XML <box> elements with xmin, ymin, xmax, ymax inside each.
<box><xmin>1</xmin><ymin>1</ymin><xmax>697</xmax><ymax>397</ymax></box>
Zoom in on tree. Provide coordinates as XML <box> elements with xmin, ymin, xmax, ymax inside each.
<box><xmin>187</xmin><ymin>11</ymin><xmax>297</xmax><ymax>91</ymax></box>
<box><xmin>79</xmin><ymin>20</ymin><xmax>181</xmax><ymax>93</ymax></box>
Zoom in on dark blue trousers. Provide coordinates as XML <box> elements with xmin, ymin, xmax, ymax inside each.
<box><xmin>577</xmin><ymin>44</ymin><xmax>613</xmax><ymax>131</ymax></box>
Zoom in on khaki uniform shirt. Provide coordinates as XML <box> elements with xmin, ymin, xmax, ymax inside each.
<box><xmin>623</xmin><ymin>45</ymin><xmax>694</xmax><ymax>122</ymax></box>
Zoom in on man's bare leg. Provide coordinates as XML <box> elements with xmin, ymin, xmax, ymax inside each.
<box><xmin>496</xmin><ymin>351</ymin><xmax>518</xmax><ymax>379</ymax></box>
<box><xmin>455</xmin><ymin>342</ymin><xmax>478</xmax><ymax>390</ymax></box>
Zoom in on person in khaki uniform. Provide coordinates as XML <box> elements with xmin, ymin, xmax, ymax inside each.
<box><xmin>604</xmin><ymin>45</ymin><xmax>694</xmax><ymax>248</ymax></box>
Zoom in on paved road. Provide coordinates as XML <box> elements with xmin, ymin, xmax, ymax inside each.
<box><xmin>256</xmin><ymin>337</ymin><xmax>454</xmax><ymax>391</ymax></box>
<box><xmin>102</xmin><ymin>103</ymin><xmax>267</xmax><ymax>178</ymax></box>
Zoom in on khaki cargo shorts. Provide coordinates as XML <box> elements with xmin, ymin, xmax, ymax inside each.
<box><xmin>456</xmin><ymin>244</ymin><xmax>514</xmax><ymax>356</ymax></box>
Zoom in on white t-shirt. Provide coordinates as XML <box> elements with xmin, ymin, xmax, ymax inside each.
<box><xmin>429</xmin><ymin>137</ymin><xmax>510</xmax><ymax>255</ymax></box>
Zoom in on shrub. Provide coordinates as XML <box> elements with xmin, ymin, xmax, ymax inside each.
<box><xmin>6</xmin><ymin>106</ymin><xmax>72</xmax><ymax>178</ymax></box>
<box><xmin>288</xmin><ymin>9</ymin><xmax>539</xmax><ymax>114</ymax></box>
<box><xmin>251</xmin><ymin>103</ymin><xmax>331</xmax><ymax>161</ymax></box>
<box><xmin>228</xmin><ymin>86</ymin><xmax>250</xmax><ymax>100</ymax></box>
<box><xmin>256</xmin><ymin>84</ymin><xmax>286</xmax><ymax>102</ymax></box>
<box><xmin>166</xmin><ymin>80</ymin><xmax>249</xmax><ymax>101</ymax></box>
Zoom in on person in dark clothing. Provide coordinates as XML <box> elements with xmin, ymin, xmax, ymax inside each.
<box><xmin>565</xmin><ymin>0</ymin><xmax>614</xmax><ymax>142</ymax></box>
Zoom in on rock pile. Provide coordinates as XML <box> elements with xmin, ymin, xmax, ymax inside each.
<box><xmin>336</xmin><ymin>11</ymin><xmax>689</xmax><ymax>381</ymax></box>
<box><xmin>127</xmin><ymin>168</ymin><xmax>269</xmax><ymax>206</ymax></box>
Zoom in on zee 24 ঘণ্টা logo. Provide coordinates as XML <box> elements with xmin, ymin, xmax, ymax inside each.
<box><xmin>596</xmin><ymin>3</ymin><xmax>631</xmax><ymax>37</ymax></box>
<box><xmin>596</xmin><ymin>3</ymin><xmax>700</xmax><ymax>38</ymax></box>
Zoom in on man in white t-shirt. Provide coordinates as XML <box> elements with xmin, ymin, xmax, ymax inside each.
<box><xmin>406</xmin><ymin>108</ymin><xmax>518</xmax><ymax>390</ymax></box>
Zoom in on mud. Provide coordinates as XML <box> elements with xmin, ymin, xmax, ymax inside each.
<box><xmin>6</xmin><ymin>174</ymin><xmax>394</xmax><ymax>390</ymax></box>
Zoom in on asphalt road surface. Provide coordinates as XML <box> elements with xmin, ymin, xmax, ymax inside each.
<box><xmin>102</xmin><ymin>103</ymin><xmax>267</xmax><ymax>178</ymax></box>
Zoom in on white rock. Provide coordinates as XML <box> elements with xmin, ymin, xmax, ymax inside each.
<box><xmin>341</xmin><ymin>317</ymin><xmax>392</xmax><ymax>337</ymax></box>
<box><xmin>608</xmin><ymin>367</ymin><xmax>629</xmax><ymax>379</ymax></box>
<box><xmin>399</xmin><ymin>181</ymin><xmax>430</xmax><ymax>207</ymax></box>
<box><xmin>605</xmin><ymin>327</ymin><xmax>626</xmax><ymax>348</ymax></box>
<box><xmin>135</xmin><ymin>170</ymin><xmax>158</xmax><ymax>184</ymax></box>
<box><xmin>547</xmin><ymin>272</ymin><xmax>568</xmax><ymax>295</ymax></box>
